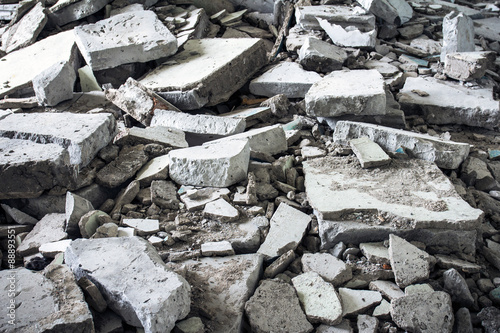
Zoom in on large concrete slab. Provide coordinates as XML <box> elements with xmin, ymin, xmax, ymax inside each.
<box><xmin>0</xmin><ymin>112</ymin><xmax>117</xmax><ymax>166</ymax></box>
<box><xmin>0</xmin><ymin>30</ymin><xmax>77</xmax><ymax>98</ymax></box>
<box><xmin>140</xmin><ymin>38</ymin><xmax>268</xmax><ymax>109</ymax></box>
<box><xmin>332</xmin><ymin>120</ymin><xmax>470</xmax><ymax>169</ymax></box>
<box><xmin>398</xmin><ymin>77</ymin><xmax>500</xmax><ymax>130</ymax></box>
<box><xmin>295</xmin><ymin>5</ymin><xmax>376</xmax><ymax>31</ymax></box>
<box><xmin>74</xmin><ymin>10</ymin><xmax>177</xmax><ymax>71</ymax></box>
<box><xmin>304</xmin><ymin>156</ymin><xmax>483</xmax><ymax>230</ymax></box>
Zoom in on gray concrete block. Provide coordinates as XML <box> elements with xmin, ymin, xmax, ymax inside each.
<box><xmin>441</xmin><ymin>11</ymin><xmax>475</xmax><ymax>62</ymax></box>
<box><xmin>298</xmin><ymin>37</ymin><xmax>348</xmax><ymax>73</ymax></box>
<box><xmin>114</xmin><ymin>126</ymin><xmax>188</xmax><ymax>149</ymax></box>
<box><xmin>48</xmin><ymin>0</ymin><xmax>112</xmax><ymax>26</ymax></box>
<box><xmin>358</xmin><ymin>0</ymin><xmax>412</xmax><ymax>26</ymax></box>
<box><xmin>444</xmin><ymin>51</ymin><xmax>495</xmax><ymax>81</ymax></box>
<box><xmin>17</xmin><ymin>213</ymin><xmax>67</xmax><ymax>257</ymax></box>
<box><xmin>295</xmin><ymin>5</ymin><xmax>375</xmax><ymax>31</ymax></box>
<box><xmin>33</xmin><ymin>59</ymin><xmax>77</xmax><ymax>106</ymax></box>
<box><xmin>350</xmin><ymin>137</ymin><xmax>391</xmax><ymax>168</ymax></box>
<box><xmin>318</xmin><ymin>18</ymin><xmax>377</xmax><ymax>48</ymax></box>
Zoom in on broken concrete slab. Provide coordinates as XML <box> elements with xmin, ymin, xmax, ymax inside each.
<box><xmin>169</xmin><ymin>140</ymin><xmax>250</xmax><ymax>187</ymax></box>
<box><xmin>65</xmin><ymin>237</ymin><xmax>190</xmax><ymax>333</ymax></box>
<box><xmin>245</xmin><ymin>278</ymin><xmax>313</xmax><ymax>333</ymax></box>
<box><xmin>391</xmin><ymin>291</ymin><xmax>454</xmax><ymax>332</ymax></box>
<box><xmin>33</xmin><ymin>59</ymin><xmax>77</xmax><ymax>107</ymax></box>
<box><xmin>203</xmin><ymin>198</ymin><xmax>239</xmax><ymax>222</ymax></box>
<box><xmin>305</xmin><ymin>70</ymin><xmax>386</xmax><ymax>117</ymax></box>
<box><xmin>176</xmin><ymin>254</ymin><xmax>262</xmax><ymax>332</ymax></box>
<box><xmin>48</xmin><ymin>0</ymin><xmax>112</xmax><ymax>27</ymax></box>
<box><xmin>292</xmin><ymin>271</ymin><xmax>343</xmax><ymax>325</ymax></box>
<box><xmin>115</xmin><ymin>126</ymin><xmax>188</xmax><ymax>149</ymax></box>
<box><xmin>444</xmin><ymin>51</ymin><xmax>495</xmax><ymax>81</ymax></box>
<box><xmin>360</xmin><ymin>242</ymin><xmax>390</xmax><ymax>265</ymax></box>
<box><xmin>295</xmin><ymin>5</ymin><xmax>376</xmax><ymax>31</ymax></box>
<box><xmin>398</xmin><ymin>76</ymin><xmax>500</xmax><ymax>130</ymax></box>
<box><xmin>369</xmin><ymin>280</ymin><xmax>404</xmax><ymax>300</ymax></box>
<box><xmin>350</xmin><ymin>137</ymin><xmax>391</xmax><ymax>168</ymax></box>
<box><xmin>140</xmin><ymin>38</ymin><xmax>268</xmax><ymax>109</ymax></box>
<box><xmin>249</xmin><ymin>62</ymin><xmax>322</xmax><ymax>98</ymax></box>
<box><xmin>440</xmin><ymin>11</ymin><xmax>475</xmax><ymax>63</ymax></box>
<box><xmin>257</xmin><ymin>203</ymin><xmax>311</xmax><ymax>258</ymax></box>
<box><xmin>39</xmin><ymin>239</ymin><xmax>72</xmax><ymax>258</ymax></box>
<box><xmin>301</xmin><ymin>252</ymin><xmax>352</xmax><ymax>286</ymax></box>
<box><xmin>461</xmin><ymin>156</ymin><xmax>498</xmax><ymax>192</ymax></box>
<box><xmin>151</xmin><ymin>180</ymin><xmax>179</xmax><ymax>210</ymax></box>
<box><xmin>0</xmin><ymin>2</ymin><xmax>47</xmax><ymax>54</ymax></box>
<box><xmin>304</xmin><ymin>156</ymin><xmax>482</xmax><ymax>229</ymax></box>
<box><xmin>0</xmin><ymin>265</ymin><xmax>94</xmax><ymax>333</ymax></box>
<box><xmin>122</xmin><ymin>219</ymin><xmax>160</xmax><ymax>236</ymax></box>
<box><xmin>364</xmin><ymin>60</ymin><xmax>400</xmax><ymax>78</ymax></box>
<box><xmin>179</xmin><ymin>187</ymin><xmax>231</xmax><ymax>211</ymax></box>
<box><xmin>74</xmin><ymin>10</ymin><xmax>177</xmax><ymax>71</ymax></box>
<box><xmin>434</xmin><ymin>254</ymin><xmax>482</xmax><ymax>273</ymax></box>
<box><xmin>1</xmin><ymin>204</ymin><xmax>37</xmax><ymax>225</ymax></box>
<box><xmin>332</xmin><ymin>120</ymin><xmax>470</xmax><ymax>169</ymax></box>
<box><xmin>17</xmin><ymin>213</ymin><xmax>67</xmax><ymax>257</ymax></box>
<box><xmin>389</xmin><ymin>234</ymin><xmax>431</xmax><ymax>288</ymax></box>
<box><xmin>358</xmin><ymin>0</ymin><xmax>412</xmax><ymax>26</ymax></box>
<box><xmin>286</xmin><ymin>25</ymin><xmax>324</xmax><ymax>53</ymax></box>
<box><xmin>298</xmin><ymin>37</ymin><xmax>348</xmax><ymax>73</ymax></box>
<box><xmin>338</xmin><ymin>288</ymin><xmax>382</xmax><ymax>316</ymax></box>
<box><xmin>65</xmin><ymin>192</ymin><xmax>94</xmax><ymax>237</ymax></box>
<box><xmin>319</xmin><ymin>19</ymin><xmax>376</xmax><ymax>48</ymax></box>
<box><xmin>151</xmin><ymin>110</ymin><xmax>246</xmax><ymax>137</ymax></box>
<box><xmin>201</xmin><ymin>240</ymin><xmax>235</xmax><ymax>256</ymax></box>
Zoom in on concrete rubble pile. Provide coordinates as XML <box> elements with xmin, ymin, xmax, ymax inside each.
<box><xmin>2</xmin><ymin>0</ymin><xmax>500</xmax><ymax>332</ymax></box>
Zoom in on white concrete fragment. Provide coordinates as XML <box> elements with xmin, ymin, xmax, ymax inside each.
<box><xmin>151</xmin><ymin>110</ymin><xmax>246</xmax><ymax>137</ymax></box>
<box><xmin>249</xmin><ymin>62</ymin><xmax>322</xmax><ymax>98</ymax></box>
<box><xmin>398</xmin><ymin>76</ymin><xmax>500</xmax><ymax>130</ymax></box>
<box><xmin>180</xmin><ymin>187</ymin><xmax>231</xmax><ymax>211</ymax></box>
<box><xmin>440</xmin><ymin>11</ymin><xmax>475</xmax><ymax>62</ymax></box>
<box><xmin>1</xmin><ymin>204</ymin><xmax>37</xmax><ymax>225</ymax></box>
<box><xmin>305</xmin><ymin>70</ymin><xmax>386</xmax><ymax>117</ymax></box>
<box><xmin>295</xmin><ymin>5</ymin><xmax>376</xmax><ymax>31</ymax></box>
<box><xmin>338</xmin><ymin>288</ymin><xmax>382</xmax><ymax>316</ymax></box>
<box><xmin>444</xmin><ymin>51</ymin><xmax>495</xmax><ymax>81</ymax></box>
<box><xmin>318</xmin><ymin>19</ymin><xmax>377</xmax><ymax>48</ymax></box>
<box><xmin>258</xmin><ymin>203</ymin><xmax>311</xmax><ymax>258</ymax></box>
<box><xmin>350</xmin><ymin>137</ymin><xmax>391</xmax><ymax>168</ymax></box>
<box><xmin>389</xmin><ymin>234</ymin><xmax>431</xmax><ymax>288</ymax></box>
<box><xmin>332</xmin><ymin>120</ymin><xmax>470</xmax><ymax>169</ymax></box>
<box><xmin>227</xmin><ymin>0</ymin><xmax>274</xmax><ymax>13</ymax></box>
<box><xmin>292</xmin><ymin>271</ymin><xmax>343</xmax><ymax>325</ymax></box>
<box><xmin>39</xmin><ymin>239</ymin><xmax>72</xmax><ymax>258</ymax></box>
<box><xmin>359</xmin><ymin>242</ymin><xmax>390</xmax><ymax>264</ymax></box>
<box><xmin>135</xmin><ymin>155</ymin><xmax>170</xmax><ymax>187</ymax></box>
<box><xmin>203</xmin><ymin>198</ymin><xmax>239</xmax><ymax>222</ymax></box>
<box><xmin>65</xmin><ymin>192</ymin><xmax>94</xmax><ymax>236</ymax></box>
<box><xmin>74</xmin><ymin>10</ymin><xmax>177</xmax><ymax>71</ymax></box>
<box><xmin>358</xmin><ymin>0</ymin><xmax>412</xmax><ymax>26</ymax></box>
<box><xmin>33</xmin><ymin>60</ymin><xmax>76</xmax><ymax>106</ymax></box>
<box><xmin>65</xmin><ymin>237</ymin><xmax>191</xmax><ymax>333</ymax></box>
<box><xmin>357</xmin><ymin>315</ymin><xmax>379</xmax><ymax>333</ymax></box>
<box><xmin>17</xmin><ymin>213</ymin><xmax>67</xmax><ymax>257</ymax></box>
<box><xmin>201</xmin><ymin>240</ymin><xmax>235</xmax><ymax>256</ymax></box>
<box><xmin>372</xmin><ymin>299</ymin><xmax>391</xmax><ymax>318</ymax></box>
<box><xmin>140</xmin><ymin>38</ymin><xmax>268</xmax><ymax>109</ymax></box>
<box><xmin>298</xmin><ymin>37</ymin><xmax>348</xmax><ymax>73</ymax></box>
<box><xmin>122</xmin><ymin>219</ymin><xmax>160</xmax><ymax>236</ymax></box>
<box><xmin>369</xmin><ymin>280</ymin><xmax>404</xmax><ymax>300</ymax></box>
<box><xmin>48</xmin><ymin>0</ymin><xmax>112</xmax><ymax>27</ymax></box>
<box><xmin>115</xmin><ymin>126</ymin><xmax>188</xmax><ymax>148</ymax></box>
<box><xmin>169</xmin><ymin>140</ymin><xmax>250</xmax><ymax>187</ymax></box>
<box><xmin>301</xmin><ymin>252</ymin><xmax>352</xmax><ymax>286</ymax></box>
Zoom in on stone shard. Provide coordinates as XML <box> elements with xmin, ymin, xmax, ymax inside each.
<box><xmin>17</xmin><ymin>213</ymin><xmax>67</xmax><ymax>257</ymax></box>
<box><xmin>48</xmin><ymin>0</ymin><xmax>112</xmax><ymax>26</ymax></box>
<box><xmin>444</xmin><ymin>52</ymin><xmax>495</xmax><ymax>81</ymax></box>
<box><xmin>443</xmin><ymin>268</ymin><xmax>474</xmax><ymax>308</ymax></box>
<box><xmin>169</xmin><ymin>140</ymin><xmax>250</xmax><ymax>188</ymax></box>
<box><xmin>249</xmin><ymin>62</ymin><xmax>322</xmax><ymax>98</ymax></box>
<box><xmin>0</xmin><ymin>30</ymin><xmax>76</xmax><ymax>98</ymax></box>
<box><xmin>65</xmin><ymin>237</ymin><xmax>191</xmax><ymax>333</ymax></box>
<box><xmin>0</xmin><ymin>265</ymin><xmax>94</xmax><ymax>333</ymax></box>
<box><xmin>122</xmin><ymin>219</ymin><xmax>160</xmax><ymax>236</ymax></box>
<box><xmin>135</xmin><ymin>155</ymin><xmax>170</xmax><ymax>187</ymax></box>
<box><xmin>176</xmin><ymin>254</ymin><xmax>262</xmax><ymax>332</ymax></box>
<box><xmin>140</xmin><ymin>38</ymin><xmax>268</xmax><ymax>109</ymax></box>
<box><xmin>292</xmin><ymin>271</ymin><xmax>343</xmax><ymax>325</ymax></box>
<box><xmin>65</xmin><ymin>192</ymin><xmax>94</xmax><ymax>237</ymax></box>
<box><xmin>74</xmin><ymin>10</ymin><xmax>177</xmax><ymax>71</ymax></box>
<box><xmin>332</xmin><ymin>120</ymin><xmax>470</xmax><ymax>169</ymax></box>
<box><xmin>298</xmin><ymin>37</ymin><xmax>348</xmax><ymax>73</ymax></box>
<box><xmin>369</xmin><ymin>280</ymin><xmax>404</xmax><ymax>300</ymax></box>
<box><xmin>357</xmin><ymin>315</ymin><xmax>379</xmax><ymax>333</ymax></box>
<box><xmin>33</xmin><ymin>59</ymin><xmax>77</xmax><ymax>107</ymax></box>
<box><xmin>115</xmin><ymin>126</ymin><xmax>188</xmax><ymax>149</ymax></box>
<box><xmin>391</xmin><ymin>291</ymin><xmax>454</xmax><ymax>333</ymax></box>
<box><xmin>258</xmin><ymin>203</ymin><xmax>312</xmax><ymax>258</ymax></box>
<box><xmin>440</xmin><ymin>11</ymin><xmax>475</xmax><ymax>62</ymax></box>
<box><xmin>398</xmin><ymin>77</ymin><xmax>500</xmax><ymax>130</ymax></box>
<box><xmin>151</xmin><ymin>110</ymin><xmax>246</xmax><ymax>137</ymax></box>
<box><xmin>318</xmin><ymin>19</ymin><xmax>377</xmax><ymax>48</ymax></box>
<box><xmin>305</xmin><ymin>70</ymin><xmax>386</xmax><ymax>117</ymax></box>
<box><xmin>1</xmin><ymin>204</ymin><xmax>37</xmax><ymax>225</ymax></box>
<box><xmin>245</xmin><ymin>279</ymin><xmax>314</xmax><ymax>333</ymax></box>
<box><xmin>295</xmin><ymin>5</ymin><xmax>376</xmax><ymax>31</ymax></box>
<box><xmin>389</xmin><ymin>234</ymin><xmax>430</xmax><ymax>288</ymax></box>
<box><xmin>358</xmin><ymin>0</ymin><xmax>412</xmax><ymax>26</ymax></box>
<box><xmin>203</xmin><ymin>198</ymin><xmax>239</xmax><ymax>222</ymax></box>
<box><xmin>338</xmin><ymin>288</ymin><xmax>382</xmax><ymax>316</ymax></box>
<box><xmin>151</xmin><ymin>180</ymin><xmax>179</xmax><ymax>210</ymax></box>
<box><xmin>301</xmin><ymin>252</ymin><xmax>352</xmax><ymax>286</ymax></box>
<box><xmin>350</xmin><ymin>137</ymin><xmax>391</xmax><ymax>168</ymax></box>
<box><xmin>201</xmin><ymin>240</ymin><xmax>235</xmax><ymax>256</ymax></box>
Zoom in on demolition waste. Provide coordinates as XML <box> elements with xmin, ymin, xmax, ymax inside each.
<box><xmin>1</xmin><ymin>0</ymin><xmax>500</xmax><ymax>331</ymax></box>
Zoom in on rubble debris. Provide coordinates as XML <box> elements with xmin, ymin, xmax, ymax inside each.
<box><xmin>440</xmin><ymin>11</ymin><xmax>475</xmax><ymax>62</ymax></box>
<box><xmin>444</xmin><ymin>52</ymin><xmax>495</xmax><ymax>82</ymax></box>
<box><xmin>338</xmin><ymin>288</ymin><xmax>382</xmax><ymax>316</ymax></box>
<box><xmin>203</xmin><ymin>198</ymin><xmax>239</xmax><ymax>222</ymax></box>
<box><xmin>122</xmin><ymin>218</ymin><xmax>160</xmax><ymax>236</ymax></box>
<box><xmin>65</xmin><ymin>237</ymin><xmax>190</xmax><ymax>333</ymax></box>
<box><xmin>301</xmin><ymin>252</ymin><xmax>352</xmax><ymax>286</ymax></box>
<box><xmin>298</xmin><ymin>37</ymin><xmax>348</xmax><ymax>73</ymax></box>
<box><xmin>350</xmin><ymin>137</ymin><xmax>391</xmax><ymax>168</ymax></box>
<box><xmin>389</xmin><ymin>234</ymin><xmax>431</xmax><ymax>288</ymax></box>
<box><xmin>443</xmin><ymin>268</ymin><xmax>475</xmax><ymax>308</ymax></box>
<box><xmin>295</xmin><ymin>5</ymin><xmax>375</xmax><ymax>31</ymax></box>
<box><xmin>17</xmin><ymin>213</ymin><xmax>67</xmax><ymax>257</ymax></box>
<box><xmin>358</xmin><ymin>0</ymin><xmax>412</xmax><ymax>26</ymax></box>
<box><xmin>200</xmin><ymin>240</ymin><xmax>235</xmax><ymax>256</ymax></box>
<box><xmin>1</xmin><ymin>204</ymin><xmax>37</xmax><ymax>225</ymax></box>
<box><xmin>47</xmin><ymin>0</ymin><xmax>112</xmax><ymax>27</ymax></box>
<box><xmin>357</xmin><ymin>314</ymin><xmax>379</xmax><ymax>333</ymax></box>
<box><xmin>318</xmin><ymin>19</ymin><xmax>377</xmax><ymax>48</ymax></box>
<box><xmin>65</xmin><ymin>192</ymin><xmax>94</xmax><ymax>237</ymax></box>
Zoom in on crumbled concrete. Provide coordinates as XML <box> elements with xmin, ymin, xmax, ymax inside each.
<box><xmin>301</xmin><ymin>252</ymin><xmax>352</xmax><ymax>286</ymax></box>
<box><xmin>203</xmin><ymin>198</ymin><xmax>239</xmax><ymax>222</ymax></box>
<box><xmin>258</xmin><ymin>203</ymin><xmax>311</xmax><ymax>258</ymax></box>
<box><xmin>115</xmin><ymin>126</ymin><xmax>188</xmax><ymax>148</ymax></box>
<box><xmin>245</xmin><ymin>279</ymin><xmax>313</xmax><ymax>333</ymax></box>
<box><xmin>17</xmin><ymin>213</ymin><xmax>67</xmax><ymax>257</ymax></box>
<box><xmin>65</xmin><ymin>237</ymin><xmax>191</xmax><ymax>333</ymax></box>
<box><xmin>78</xmin><ymin>210</ymin><xmax>109</xmax><ymax>238</ymax></box>
<box><xmin>292</xmin><ymin>271</ymin><xmax>343</xmax><ymax>325</ymax></box>
<box><xmin>477</xmin><ymin>307</ymin><xmax>500</xmax><ymax>333</ymax></box>
<box><xmin>298</xmin><ymin>37</ymin><xmax>347</xmax><ymax>73</ymax></box>
<box><xmin>358</xmin><ymin>0</ymin><xmax>412</xmax><ymax>26</ymax></box>
<box><xmin>338</xmin><ymin>288</ymin><xmax>382</xmax><ymax>316</ymax></box>
<box><xmin>305</xmin><ymin>70</ymin><xmax>386</xmax><ymax>117</ymax></box>
<box><xmin>74</xmin><ymin>10</ymin><xmax>177</xmax><ymax>71</ymax></box>
<box><xmin>444</xmin><ymin>52</ymin><xmax>495</xmax><ymax>81</ymax></box>
<box><xmin>249</xmin><ymin>62</ymin><xmax>322</xmax><ymax>98</ymax></box>
<box><xmin>440</xmin><ymin>11</ymin><xmax>475</xmax><ymax>62</ymax></box>
<box><xmin>169</xmin><ymin>140</ymin><xmax>250</xmax><ymax>188</ymax></box>
<box><xmin>332</xmin><ymin>120</ymin><xmax>470</xmax><ymax>169</ymax></box>
<box><xmin>350</xmin><ymin>137</ymin><xmax>391</xmax><ymax>168</ymax></box>
<box><xmin>140</xmin><ymin>38</ymin><xmax>268</xmax><ymax>109</ymax></box>
<box><xmin>391</xmin><ymin>291</ymin><xmax>454</xmax><ymax>332</ymax></box>
<box><xmin>180</xmin><ymin>187</ymin><xmax>231</xmax><ymax>211</ymax></box>
<box><xmin>389</xmin><ymin>234</ymin><xmax>431</xmax><ymax>288</ymax></box>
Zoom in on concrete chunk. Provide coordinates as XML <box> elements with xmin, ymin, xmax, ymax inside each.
<box><xmin>318</xmin><ymin>19</ymin><xmax>377</xmax><ymax>48</ymax></box>
<box><xmin>140</xmin><ymin>38</ymin><xmax>268</xmax><ymax>109</ymax></box>
<box><xmin>1</xmin><ymin>204</ymin><xmax>37</xmax><ymax>225</ymax></box>
<box><xmin>301</xmin><ymin>252</ymin><xmax>352</xmax><ymax>286</ymax></box>
<box><xmin>115</xmin><ymin>126</ymin><xmax>188</xmax><ymax>148</ymax></box>
<box><xmin>359</xmin><ymin>242</ymin><xmax>390</xmax><ymax>265</ymax></box>
<box><xmin>33</xmin><ymin>60</ymin><xmax>76</xmax><ymax>107</ymax></box>
<box><xmin>389</xmin><ymin>234</ymin><xmax>430</xmax><ymax>288</ymax></box>
<box><xmin>258</xmin><ymin>203</ymin><xmax>311</xmax><ymax>258</ymax></box>
<box><xmin>399</xmin><ymin>77</ymin><xmax>500</xmax><ymax>130</ymax></box>
<box><xmin>292</xmin><ymin>271</ymin><xmax>343</xmax><ymax>325</ymax></box>
<box><xmin>151</xmin><ymin>180</ymin><xmax>179</xmax><ymax>210</ymax></box>
<box><xmin>17</xmin><ymin>213</ymin><xmax>67</xmax><ymax>257</ymax></box>
<box><xmin>249</xmin><ymin>62</ymin><xmax>322</xmax><ymax>98</ymax></box>
<box><xmin>135</xmin><ymin>155</ymin><xmax>170</xmax><ymax>187</ymax></box>
<box><xmin>65</xmin><ymin>192</ymin><xmax>94</xmax><ymax>237</ymax></box>
<box><xmin>350</xmin><ymin>137</ymin><xmax>391</xmax><ymax>168</ymax></box>
<box><xmin>369</xmin><ymin>280</ymin><xmax>404</xmax><ymax>300</ymax></box>
<box><xmin>298</xmin><ymin>37</ymin><xmax>348</xmax><ymax>73</ymax></box>
<box><xmin>306</xmin><ymin>70</ymin><xmax>386</xmax><ymax>117</ymax></box>
<box><xmin>203</xmin><ymin>198</ymin><xmax>239</xmax><ymax>222</ymax></box>
<box><xmin>357</xmin><ymin>315</ymin><xmax>379</xmax><ymax>333</ymax></box>
<box><xmin>201</xmin><ymin>240</ymin><xmax>235</xmax><ymax>256</ymax></box>
<box><xmin>443</xmin><ymin>268</ymin><xmax>474</xmax><ymax>308</ymax></box>
<box><xmin>295</xmin><ymin>5</ymin><xmax>375</xmax><ymax>31</ymax></box>
<box><xmin>65</xmin><ymin>237</ymin><xmax>191</xmax><ymax>332</ymax></box>
<box><xmin>180</xmin><ymin>187</ymin><xmax>231</xmax><ymax>211</ymax></box>
<box><xmin>169</xmin><ymin>140</ymin><xmax>250</xmax><ymax>187</ymax></box>
<box><xmin>151</xmin><ymin>110</ymin><xmax>246</xmax><ymax>137</ymax></box>
<box><xmin>333</xmin><ymin>120</ymin><xmax>470</xmax><ymax>169</ymax></box>
<box><xmin>122</xmin><ymin>219</ymin><xmax>160</xmax><ymax>236</ymax></box>
<box><xmin>358</xmin><ymin>0</ymin><xmax>412</xmax><ymax>25</ymax></box>
<box><xmin>441</xmin><ymin>11</ymin><xmax>475</xmax><ymax>62</ymax></box>
<box><xmin>39</xmin><ymin>239</ymin><xmax>72</xmax><ymax>258</ymax></box>
<box><xmin>444</xmin><ymin>51</ymin><xmax>495</xmax><ymax>81</ymax></box>
<box><xmin>338</xmin><ymin>288</ymin><xmax>382</xmax><ymax>316</ymax></box>
<box><xmin>74</xmin><ymin>10</ymin><xmax>177</xmax><ymax>71</ymax></box>
<box><xmin>48</xmin><ymin>0</ymin><xmax>112</xmax><ymax>26</ymax></box>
